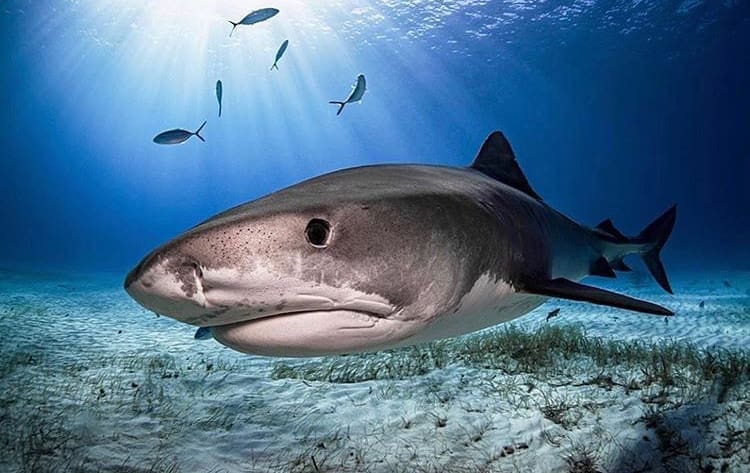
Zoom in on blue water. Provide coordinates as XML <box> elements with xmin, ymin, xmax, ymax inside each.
<box><xmin>1</xmin><ymin>1</ymin><xmax>748</xmax><ymax>274</ymax></box>
<box><xmin>1</xmin><ymin>4</ymin><xmax>750</xmax><ymax>471</ymax></box>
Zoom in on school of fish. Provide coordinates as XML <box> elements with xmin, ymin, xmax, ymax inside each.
<box><xmin>152</xmin><ymin>7</ymin><xmax>366</xmax><ymax>145</ymax></box>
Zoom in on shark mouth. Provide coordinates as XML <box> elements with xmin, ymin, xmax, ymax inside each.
<box><xmin>187</xmin><ymin>265</ymin><xmax>398</xmax><ymax>327</ymax></box>
<box><xmin>125</xmin><ymin>257</ymin><xmax>399</xmax><ymax>340</ymax></box>
<box><xmin>194</xmin><ymin>296</ymin><xmax>396</xmax><ymax>328</ymax></box>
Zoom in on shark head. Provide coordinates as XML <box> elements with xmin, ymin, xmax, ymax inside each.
<box><xmin>124</xmin><ymin>166</ymin><xmax>502</xmax><ymax>356</ymax></box>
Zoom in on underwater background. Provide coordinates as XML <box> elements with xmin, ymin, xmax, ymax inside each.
<box><xmin>1</xmin><ymin>1</ymin><xmax>749</xmax><ymax>472</ymax></box>
<box><xmin>2</xmin><ymin>0</ymin><xmax>749</xmax><ymax>272</ymax></box>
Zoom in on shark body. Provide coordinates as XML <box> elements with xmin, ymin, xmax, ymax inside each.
<box><xmin>125</xmin><ymin>132</ymin><xmax>676</xmax><ymax>356</ymax></box>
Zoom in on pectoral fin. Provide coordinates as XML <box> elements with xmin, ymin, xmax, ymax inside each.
<box><xmin>194</xmin><ymin>327</ymin><xmax>213</xmax><ymax>340</ymax></box>
<box><xmin>590</xmin><ymin>256</ymin><xmax>616</xmax><ymax>278</ymax></box>
<box><xmin>521</xmin><ymin>278</ymin><xmax>673</xmax><ymax>316</ymax></box>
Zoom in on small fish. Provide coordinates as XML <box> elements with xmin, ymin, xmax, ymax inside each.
<box><xmin>153</xmin><ymin>121</ymin><xmax>206</xmax><ymax>145</ymax></box>
<box><xmin>546</xmin><ymin>308</ymin><xmax>560</xmax><ymax>321</ymax></box>
<box><xmin>216</xmin><ymin>80</ymin><xmax>223</xmax><ymax>117</ymax></box>
<box><xmin>271</xmin><ymin>39</ymin><xmax>289</xmax><ymax>70</ymax></box>
<box><xmin>329</xmin><ymin>73</ymin><xmax>366</xmax><ymax>116</ymax></box>
<box><xmin>723</xmin><ymin>280</ymin><xmax>732</xmax><ymax>288</ymax></box>
<box><xmin>228</xmin><ymin>8</ymin><xmax>280</xmax><ymax>37</ymax></box>
<box><xmin>699</xmin><ymin>300</ymin><xmax>705</xmax><ymax>308</ymax></box>
<box><xmin>194</xmin><ymin>327</ymin><xmax>212</xmax><ymax>340</ymax></box>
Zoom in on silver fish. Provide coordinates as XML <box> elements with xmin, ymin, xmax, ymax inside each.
<box><xmin>271</xmin><ymin>39</ymin><xmax>289</xmax><ymax>70</ymax></box>
<box><xmin>216</xmin><ymin>80</ymin><xmax>223</xmax><ymax>117</ymax></box>
<box><xmin>329</xmin><ymin>74</ymin><xmax>366</xmax><ymax>116</ymax></box>
<box><xmin>152</xmin><ymin>121</ymin><xmax>206</xmax><ymax>145</ymax></box>
<box><xmin>228</xmin><ymin>8</ymin><xmax>279</xmax><ymax>37</ymax></box>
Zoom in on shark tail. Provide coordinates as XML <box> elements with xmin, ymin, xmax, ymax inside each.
<box><xmin>194</xmin><ymin>121</ymin><xmax>207</xmax><ymax>142</ymax></box>
<box><xmin>329</xmin><ymin>101</ymin><xmax>346</xmax><ymax>116</ymax></box>
<box><xmin>637</xmin><ymin>205</ymin><xmax>677</xmax><ymax>294</ymax></box>
<box><xmin>271</xmin><ymin>63</ymin><xmax>278</xmax><ymax>71</ymax></box>
<box><xmin>228</xmin><ymin>20</ymin><xmax>238</xmax><ymax>37</ymax></box>
<box><xmin>218</xmin><ymin>104</ymin><xmax>222</xmax><ymax>118</ymax></box>
<box><xmin>596</xmin><ymin>205</ymin><xmax>677</xmax><ymax>294</ymax></box>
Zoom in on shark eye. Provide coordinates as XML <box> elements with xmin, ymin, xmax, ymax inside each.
<box><xmin>305</xmin><ymin>219</ymin><xmax>331</xmax><ymax>248</ymax></box>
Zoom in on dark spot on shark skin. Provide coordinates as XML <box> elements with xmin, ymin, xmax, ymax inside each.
<box><xmin>178</xmin><ymin>275</ymin><xmax>196</xmax><ymax>298</ymax></box>
<box><xmin>161</xmin><ymin>255</ymin><xmax>200</xmax><ymax>298</ymax></box>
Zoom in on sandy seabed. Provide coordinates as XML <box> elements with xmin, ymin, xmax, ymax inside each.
<box><xmin>1</xmin><ymin>269</ymin><xmax>748</xmax><ymax>473</ymax></box>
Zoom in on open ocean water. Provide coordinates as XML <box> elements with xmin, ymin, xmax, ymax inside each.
<box><xmin>1</xmin><ymin>1</ymin><xmax>749</xmax><ymax>472</ymax></box>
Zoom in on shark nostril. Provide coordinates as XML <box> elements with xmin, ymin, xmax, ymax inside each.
<box><xmin>124</xmin><ymin>251</ymin><xmax>163</xmax><ymax>290</ymax></box>
<box><xmin>124</xmin><ymin>267</ymin><xmax>139</xmax><ymax>290</ymax></box>
<box><xmin>125</xmin><ymin>255</ymin><xmax>153</xmax><ymax>289</ymax></box>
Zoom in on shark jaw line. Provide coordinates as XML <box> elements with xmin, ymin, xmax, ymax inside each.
<box><xmin>175</xmin><ymin>265</ymin><xmax>400</xmax><ymax>327</ymax></box>
<box><xmin>186</xmin><ymin>283</ymin><xmax>398</xmax><ymax>328</ymax></box>
<box><xmin>196</xmin><ymin>304</ymin><xmax>397</xmax><ymax>328</ymax></box>
<box><xmin>210</xmin><ymin>308</ymin><xmax>416</xmax><ymax>357</ymax></box>
<box><xmin>128</xmin><ymin>261</ymin><xmax>399</xmax><ymax>327</ymax></box>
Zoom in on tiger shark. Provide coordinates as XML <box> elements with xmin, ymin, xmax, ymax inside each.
<box><xmin>125</xmin><ymin>132</ymin><xmax>676</xmax><ymax>357</ymax></box>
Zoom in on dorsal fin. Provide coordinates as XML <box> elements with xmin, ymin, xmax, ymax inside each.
<box><xmin>596</xmin><ymin>219</ymin><xmax>627</xmax><ymax>241</ymax></box>
<box><xmin>470</xmin><ymin>131</ymin><xmax>541</xmax><ymax>200</ymax></box>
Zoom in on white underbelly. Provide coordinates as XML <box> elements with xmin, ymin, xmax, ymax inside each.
<box><xmin>406</xmin><ymin>273</ymin><xmax>547</xmax><ymax>344</ymax></box>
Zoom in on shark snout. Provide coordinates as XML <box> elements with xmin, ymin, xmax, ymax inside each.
<box><xmin>124</xmin><ymin>250</ymin><xmax>209</xmax><ymax>323</ymax></box>
<box><xmin>124</xmin><ymin>250</ymin><xmax>161</xmax><ymax>290</ymax></box>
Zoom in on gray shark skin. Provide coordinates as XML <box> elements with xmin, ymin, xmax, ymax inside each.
<box><xmin>125</xmin><ymin>132</ymin><xmax>676</xmax><ymax>357</ymax></box>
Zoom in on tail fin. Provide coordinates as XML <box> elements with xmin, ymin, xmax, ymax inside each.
<box><xmin>271</xmin><ymin>63</ymin><xmax>278</xmax><ymax>71</ymax></box>
<box><xmin>638</xmin><ymin>205</ymin><xmax>677</xmax><ymax>294</ymax></box>
<box><xmin>194</xmin><ymin>121</ymin><xmax>207</xmax><ymax>142</ymax></box>
<box><xmin>228</xmin><ymin>20</ymin><xmax>238</xmax><ymax>37</ymax></box>
<box><xmin>329</xmin><ymin>101</ymin><xmax>346</xmax><ymax>116</ymax></box>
